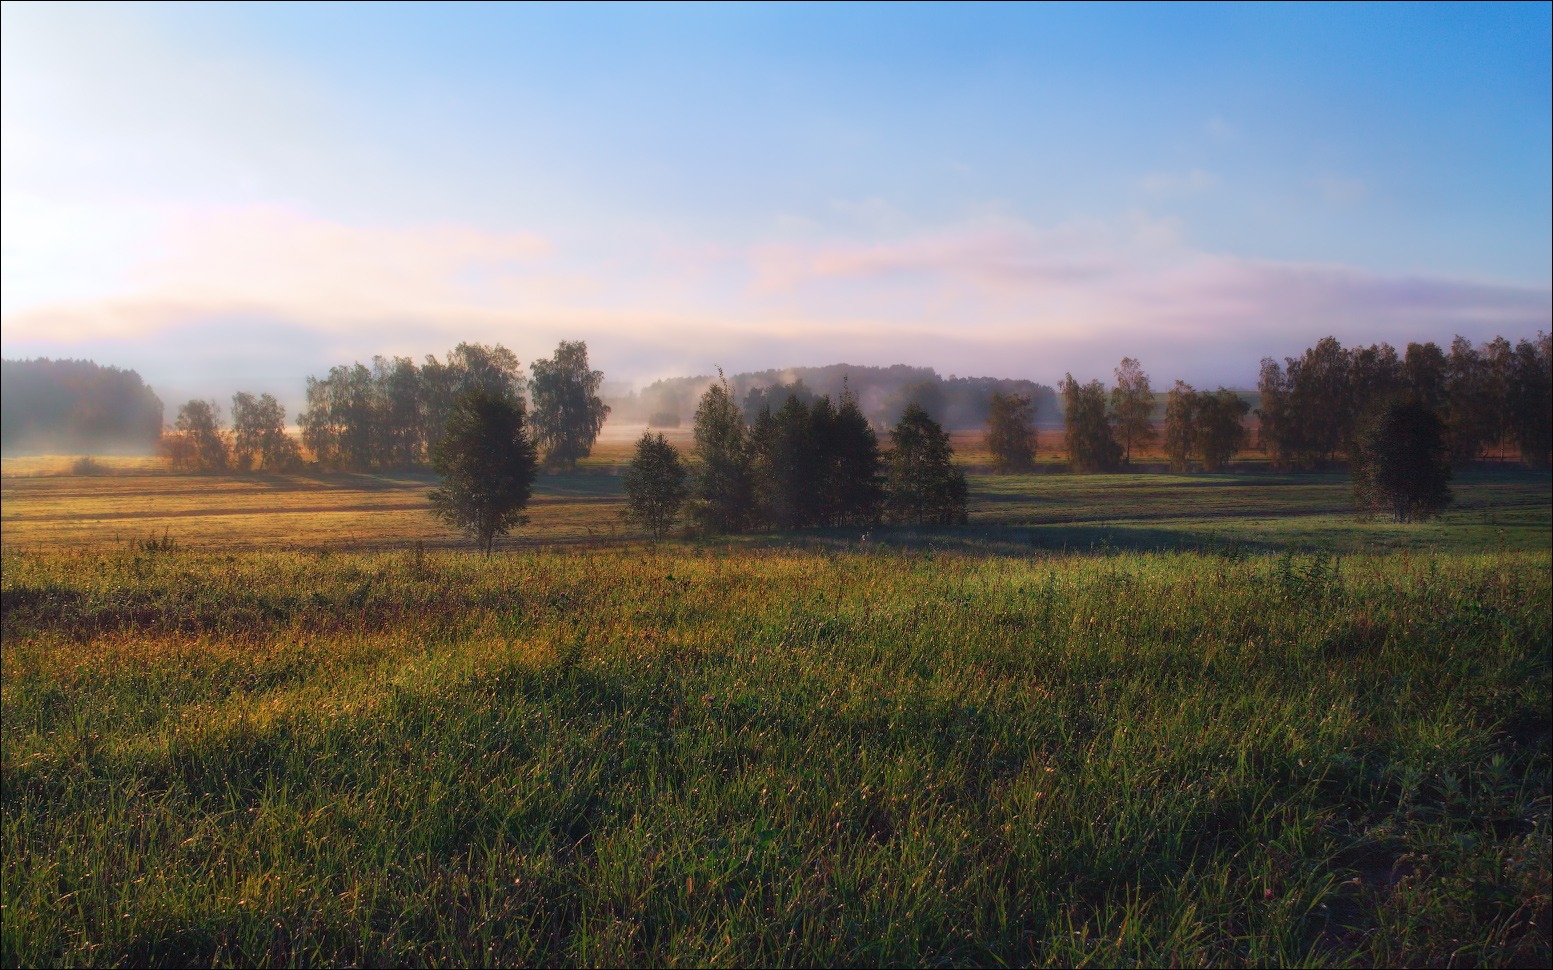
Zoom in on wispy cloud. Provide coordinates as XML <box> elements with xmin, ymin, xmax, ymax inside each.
<box><xmin>2</xmin><ymin>209</ymin><xmax>1546</xmax><ymax>396</ymax></box>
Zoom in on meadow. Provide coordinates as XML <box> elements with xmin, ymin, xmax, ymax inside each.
<box><xmin>2</xmin><ymin>443</ymin><xmax>1549</xmax><ymax>967</ymax></box>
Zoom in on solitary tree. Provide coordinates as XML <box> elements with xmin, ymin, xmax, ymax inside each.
<box><xmin>984</xmin><ymin>391</ymin><xmax>1037</xmax><ymax>472</ymax></box>
<box><xmin>1351</xmin><ymin>399</ymin><xmax>1452</xmax><ymax>523</ymax></box>
<box><xmin>1060</xmin><ymin>375</ymin><xmax>1122</xmax><ymax>473</ymax></box>
<box><xmin>529</xmin><ymin>340</ymin><xmax>610</xmax><ymax>469</ymax></box>
<box><xmin>1109</xmin><ymin>358</ymin><xmax>1156</xmax><ymax>464</ymax></box>
<box><xmin>885</xmin><ymin>403</ymin><xmax>968</xmax><ymax>525</ymax></box>
<box><xmin>162</xmin><ymin>400</ymin><xmax>229</xmax><ymax>473</ymax></box>
<box><xmin>428</xmin><ymin>388</ymin><xmax>539</xmax><ymax>554</ymax></box>
<box><xmin>622</xmin><ymin>432</ymin><xmax>689</xmax><ymax>543</ymax></box>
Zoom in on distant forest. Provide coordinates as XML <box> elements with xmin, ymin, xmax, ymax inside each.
<box><xmin>1</xmin><ymin>359</ymin><xmax>164</xmax><ymax>454</ymax></box>
<box><xmin>608</xmin><ymin>363</ymin><xmax>1060</xmax><ymax>430</ymax></box>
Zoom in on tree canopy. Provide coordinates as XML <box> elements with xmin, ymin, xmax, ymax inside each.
<box><xmin>428</xmin><ymin>388</ymin><xmax>539</xmax><ymax>554</ymax></box>
<box><xmin>1060</xmin><ymin>375</ymin><xmax>1122</xmax><ymax>473</ymax></box>
<box><xmin>1351</xmin><ymin>400</ymin><xmax>1453</xmax><ymax>523</ymax></box>
<box><xmin>984</xmin><ymin>391</ymin><xmax>1037</xmax><ymax>473</ymax></box>
<box><xmin>161</xmin><ymin>400</ymin><xmax>229</xmax><ymax>473</ymax></box>
<box><xmin>1109</xmin><ymin>358</ymin><xmax>1156</xmax><ymax>465</ymax></box>
<box><xmin>1</xmin><ymin>358</ymin><xmax>163</xmax><ymax>454</ymax></box>
<box><xmin>230</xmin><ymin>392</ymin><xmax>301</xmax><ymax>472</ymax></box>
<box><xmin>622</xmin><ymin>432</ymin><xmax>689</xmax><ymax>543</ymax></box>
<box><xmin>885</xmin><ymin>404</ymin><xmax>968</xmax><ymax>525</ymax></box>
<box><xmin>529</xmin><ymin>340</ymin><xmax>610</xmax><ymax>470</ymax></box>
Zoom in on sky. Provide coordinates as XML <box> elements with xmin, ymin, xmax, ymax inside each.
<box><xmin>2</xmin><ymin>1</ymin><xmax>1550</xmax><ymax>409</ymax></box>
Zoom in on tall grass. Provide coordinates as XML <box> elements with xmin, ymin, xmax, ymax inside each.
<box><xmin>2</xmin><ymin>545</ymin><xmax>1547</xmax><ymax>966</ymax></box>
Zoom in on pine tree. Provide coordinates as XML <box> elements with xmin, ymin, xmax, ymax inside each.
<box><xmin>827</xmin><ymin>387</ymin><xmax>886</xmax><ymax>526</ymax></box>
<box><xmin>885</xmin><ymin>404</ymin><xmax>968</xmax><ymax>525</ymax></box>
<box><xmin>690</xmin><ymin>371</ymin><xmax>753</xmax><ymax>534</ymax></box>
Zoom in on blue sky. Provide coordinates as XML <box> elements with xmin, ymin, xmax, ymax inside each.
<box><xmin>3</xmin><ymin>1</ymin><xmax>1549</xmax><ymax>407</ymax></box>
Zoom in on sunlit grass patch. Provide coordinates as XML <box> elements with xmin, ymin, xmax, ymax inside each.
<box><xmin>2</xmin><ymin>545</ymin><xmax>1548</xmax><ymax>966</ymax></box>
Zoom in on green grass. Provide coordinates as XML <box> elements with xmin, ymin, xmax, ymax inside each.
<box><xmin>3</xmin><ymin>543</ymin><xmax>1549</xmax><ymax>967</ymax></box>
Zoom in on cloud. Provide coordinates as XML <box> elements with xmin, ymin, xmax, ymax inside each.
<box><xmin>3</xmin><ymin>209</ymin><xmax>1547</xmax><ymax>394</ymax></box>
<box><xmin>752</xmin><ymin>220</ymin><xmax>1132</xmax><ymax>292</ymax></box>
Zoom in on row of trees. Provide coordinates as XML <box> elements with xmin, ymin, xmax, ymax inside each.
<box><xmin>616</xmin><ymin>363</ymin><xmax>1057</xmax><ymax>431</ymax></box>
<box><xmin>680</xmin><ymin>376</ymin><xmax>968</xmax><ymax>535</ymax></box>
<box><xmin>974</xmin><ymin>333</ymin><xmax>1549</xmax><ymax>475</ymax></box>
<box><xmin>1259</xmin><ymin>334</ymin><xmax>1551</xmax><ymax>471</ymax></box>
<box><xmin>431</xmin><ymin>375</ymin><xmax>969</xmax><ymax>551</ymax></box>
<box><xmin>979</xmin><ymin>358</ymin><xmax>1254</xmax><ymax>475</ymax></box>
<box><xmin>299</xmin><ymin>341</ymin><xmax>606</xmax><ymax>471</ymax></box>
<box><xmin>160</xmin><ymin>394</ymin><xmax>301</xmax><ymax>473</ymax></box>
<box><xmin>158</xmin><ymin>341</ymin><xmax>610</xmax><ymax>474</ymax></box>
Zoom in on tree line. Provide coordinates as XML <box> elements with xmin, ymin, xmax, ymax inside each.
<box><xmin>614</xmin><ymin>363</ymin><xmax>1058</xmax><ymax>431</ymax></box>
<box><xmin>1</xmin><ymin>359</ymin><xmax>164</xmax><ymax>454</ymax></box>
<box><xmin>648</xmin><ymin>375</ymin><xmax>967</xmax><ymax>538</ymax></box>
<box><xmin>9</xmin><ymin>329</ymin><xmax>1546</xmax><ymax>477</ymax></box>
<box><xmin>159</xmin><ymin>341</ymin><xmax>610</xmax><ymax>474</ymax></box>
<box><xmin>974</xmin><ymin>333</ymin><xmax>1550</xmax><ymax>475</ymax></box>
<box><xmin>427</xmin><ymin>371</ymin><xmax>969</xmax><ymax>551</ymax></box>
<box><xmin>1257</xmin><ymin>334</ymin><xmax>1551</xmax><ymax>471</ymax></box>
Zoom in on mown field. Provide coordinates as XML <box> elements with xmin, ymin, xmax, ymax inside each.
<box><xmin>2</xmin><ymin>450</ymin><xmax>1549</xmax><ymax>967</ymax></box>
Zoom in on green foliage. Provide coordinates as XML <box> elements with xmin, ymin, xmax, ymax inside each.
<box><xmin>1164</xmin><ymin>381</ymin><xmax>1197</xmax><ymax>472</ymax></box>
<box><xmin>1060</xmin><ymin>374</ymin><xmax>1122</xmax><ymax>473</ymax></box>
<box><xmin>621</xmin><ymin>432</ymin><xmax>688</xmax><ymax>542</ymax></box>
<box><xmin>1196</xmin><ymin>388</ymin><xmax>1251</xmax><ymax>471</ymax></box>
<box><xmin>300</xmin><ymin>343</ymin><xmax>524</xmax><ymax>471</ymax></box>
<box><xmin>1505</xmin><ymin>333</ymin><xmax>1551</xmax><ymax>469</ymax></box>
<box><xmin>984</xmin><ymin>391</ymin><xmax>1037</xmax><ymax>472</ymax></box>
<box><xmin>1352</xmin><ymin>400</ymin><xmax>1453</xmax><ymax>523</ymax></box>
<box><xmin>885</xmin><ymin>403</ymin><xmax>967</xmax><ymax>524</ymax></box>
<box><xmin>748</xmin><ymin>387</ymin><xmax>885</xmax><ymax>529</ymax></box>
<box><xmin>428</xmin><ymin>388</ymin><xmax>539</xmax><ymax>554</ymax></box>
<box><xmin>230</xmin><ymin>391</ymin><xmax>302</xmax><ymax>472</ymax></box>
<box><xmin>825</xmin><ymin>387</ymin><xmax>886</xmax><ymax>526</ymax></box>
<box><xmin>1109</xmin><ymin>357</ymin><xmax>1156</xmax><ymax>464</ymax></box>
<box><xmin>2</xmin><ymin>545</ymin><xmax>1548</xmax><ymax>967</ymax></box>
<box><xmin>161</xmin><ymin>399</ymin><xmax>229</xmax><ymax>473</ymax></box>
<box><xmin>528</xmin><ymin>340</ymin><xmax>611</xmax><ymax>470</ymax></box>
<box><xmin>690</xmin><ymin>372</ymin><xmax>754</xmax><ymax>534</ymax></box>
